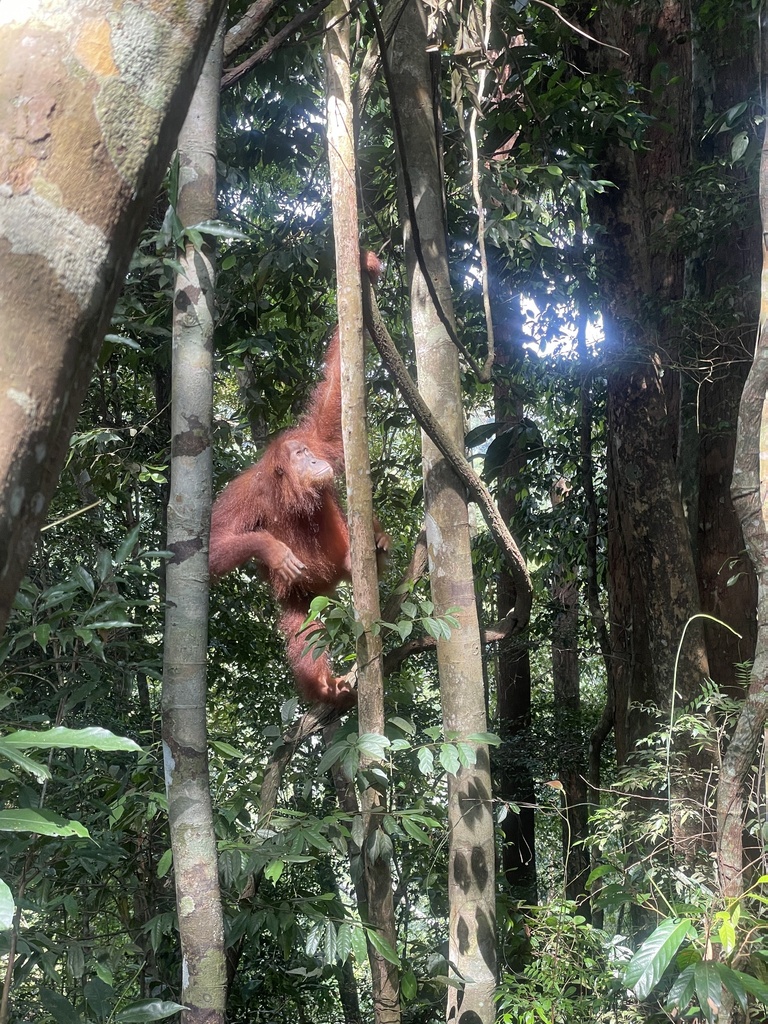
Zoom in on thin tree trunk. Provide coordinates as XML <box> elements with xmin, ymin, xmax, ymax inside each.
<box><xmin>162</xmin><ymin>21</ymin><xmax>227</xmax><ymax>1023</ymax></box>
<box><xmin>490</xmin><ymin>267</ymin><xmax>536</xmax><ymax>902</ymax></box>
<box><xmin>390</xmin><ymin>4</ymin><xmax>496</xmax><ymax>1020</ymax></box>
<box><xmin>325</xmin><ymin>6</ymin><xmax>400</xmax><ymax>1022</ymax></box>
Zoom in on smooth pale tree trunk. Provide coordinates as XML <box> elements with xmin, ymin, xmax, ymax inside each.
<box><xmin>0</xmin><ymin>0</ymin><xmax>227</xmax><ymax>633</ymax></box>
<box><xmin>325</xmin><ymin>6</ymin><xmax>400</xmax><ymax>1021</ymax></box>
<box><xmin>162</xmin><ymin>20</ymin><xmax>227</xmax><ymax>1024</ymax></box>
<box><xmin>390</xmin><ymin>4</ymin><xmax>497</xmax><ymax>1021</ymax></box>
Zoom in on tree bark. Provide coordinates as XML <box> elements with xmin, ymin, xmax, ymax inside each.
<box><xmin>490</xmin><ymin>268</ymin><xmax>536</xmax><ymax>902</ymax></box>
<box><xmin>162</xmin><ymin>20</ymin><xmax>227</xmax><ymax>1023</ymax></box>
<box><xmin>719</xmin><ymin>24</ymin><xmax>768</xmax><ymax>905</ymax></box>
<box><xmin>325</xmin><ymin>6</ymin><xmax>400</xmax><ymax>1022</ymax></box>
<box><xmin>581</xmin><ymin>1</ymin><xmax>712</xmax><ymax>850</ymax></box>
<box><xmin>390</xmin><ymin>4</ymin><xmax>497</xmax><ymax>1021</ymax></box>
<box><xmin>0</xmin><ymin>0</ymin><xmax>227</xmax><ymax>633</ymax></box>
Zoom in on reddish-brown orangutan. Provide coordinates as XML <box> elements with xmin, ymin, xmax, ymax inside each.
<box><xmin>209</xmin><ymin>252</ymin><xmax>387</xmax><ymax>709</ymax></box>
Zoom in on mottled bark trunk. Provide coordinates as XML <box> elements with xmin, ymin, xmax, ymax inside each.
<box><xmin>390</xmin><ymin>4</ymin><xmax>496</xmax><ymax>1021</ymax></box>
<box><xmin>325</xmin><ymin>7</ymin><xmax>400</xmax><ymax>1022</ymax></box>
<box><xmin>162</xmin><ymin>21</ymin><xmax>227</xmax><ymax>1024</ymax></box>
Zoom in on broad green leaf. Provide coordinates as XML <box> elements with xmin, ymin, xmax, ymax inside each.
<box><xmin>357</xmin><ymin>732</ymin><xmax>391</xmax><ymax>760</ymax></box>
<box><xmin>625</xmin><ymin>918</ymin><xmax>694</xmax><ymax>999</ymax></box>
<box><xmin>264</xmin><ymin>860</ymin><xmax>284</xmax><ymax>883</ymax></box>
<box><xmin>157</xmin><ymin>848</ymin><xmax>172</xmax><ymax>878</ymax></box>
<box><xmin>718</xmin><ymin>917</ymin><xmax>736</xmax><ymax>954</ymax></box>
<box><xmin>0</xmin><ymin>879</ymin><xmax>14</xmax><ymax>930</ymax></box>
<box><xmin>400</xmin><ymin>817</ymin><xmax>432</xmax><ymax>845</ymax></box>
<box><xmin>351</xmin><ymin>924</ymin><xmax>368</xmax><ymax>964</ymax></box>
<box><xmin>116</xmin><ymin>1001</ymin><xmax>187</xmax><ymax>1022</ymax></box>
<box><xmin>730</xmin><ymin>968</ymin><xmax>768</xmax><ymax>1004</ymax></box>
<box><xmin>323</xmin><ymin>920</ymin><xmax>337</xmax><ymax>963</ymax></box>
<box><xmin>439</xmin><ymin>744</ymin><xmax>461</xmax><ymax>776</ymax></box>
<box><xmin>417</xmin><ymin>746</ymin><xmax>434</xmax><ymax>776</ymax></box>
<box><xmin>713</xmin><ymin>964</ymin><xmax>748</xmax><ymax>1012</ymax></box>
<box><xmin>115</xmin><ymin>525</ymin><xmax>141</xmax><ymax>564</ymax></box>
<box><xmin>40</xmin><ymin>989</ymin><xmax>84</xmax><ymax>1024</ymax></box>
<box><xmin>694</xmin><ymin>961</ymin><xmax>721</xmax><ymax>1023</ymax></box>
<box><xmin>402</xmin><ymin>968</ymin><xmax>418</xmax><ymax>1001</ymax></box>
<box><xmin>3</xmin><ymin>725</ymin><xmax>142</xmax><ymax>752</ymax></box>
<box><xmin>665</xmin><ymin>963</ymin><xmax>696</xmax><ymax>1013</ymax></box>
<box><xmin>0</xmin><ymin>808</ymin><xmax>89</xmax><ymax>838</ymax></box>
<box><xmin>0</xmin><ymin>739</ymin><xmax>50</xmax><ymax>780</ymax></box>
<box><xmin>465</xmin><ymin>732</ymin><xmax>502</xmax><ymax>746</ymax></box>
<box><xmin>336</xmin><ymin>922</ymin><xmax>353</xmax><ymax>963</ymax></box>
<box><xmin>366</xmin><ymin>928</ymin><xmax>400</xmax><ymax>965</ymax></box>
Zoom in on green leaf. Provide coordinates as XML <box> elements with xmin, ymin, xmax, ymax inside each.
<box><xmin>625</xmin><ymin>918</ymin><xmax>694</xmax><ymax>999</ymax></box>
<box><xmin>0</xmin><ymin>879</ymin><xmax>14</xmax><ymax>930</ymax></box>
<box><xmin>400</xmin><ymin>816</ymin><xmax>432</xmax><ymax>845</ymax></box>
<box><xmin>3</xmin><ymin>726</ymin><xmax>142</xmax><ymax>752</ymax></box>
<box><xmin>465</xmin><ymin>732</ymin><xmax>502</xmax><ymax>746</ymax></box>
<box><xmin>439</xmin><ymin>744</ymin><xmax>461</xmax><ymax>776</ymax></box>
<box><xmin>366</xmin><ymin>928</ymin><xmax>400</xmax><ymax>965</ymax></box>
<box><xmin>115</xmin><ymin>1001</ymin><xmax>187</xmax><ymax>1023</ymax></box>
<box><xmin>357</xmin><ymin>732</ymin><xmax>391</xmax><ymax>761</ymax></box>
<box><xmin>728</xmin><ymin>967</ymin><xmax>768</xmax><ymax>1004</ymax></box>
<box><xmin>115</xmin><ymin>525</ymin><xmax>141</xmax><ymax>564</ymax></box>
<box><xmin>417</xmin><ymin>746</ymin><xmax>434</xmax><ymax>776</ymax></box>
<box><xmin>323</xmin><ymin>920</ymin><xmax>337</xmax><ymax>964</ymax></box>
<box><xmin>694</xmin><ymin>961</ymin><xmax>721</xmax><ymax>1023</ymax></box>
<box><xmin>264</xmin><ymin>860</ymin><xmax>284</xmax><ymax>883</ymax></box>
<box><xmin>40</xmin><ymin>989</ymin><xmax>84</xmax><ymax>1024</ymax></box>
<box><xmin>665</xmin><ymin>963</ymin><xmax>696</xmax><ymax>1013</ymax></box>
<box><xmin>0</xmin><ymin>808</ymin><xmax>89</xmax><ymax>838</ymax></box>
<box><xmin>351</xmin><ymin>924</ymin><xmax>368</xmax><ymax>964</ymax></box>
<box><xmin>730</xmin><ymin>131</ymin><xmax>749</xmax><ymax>163</ymax></box>
<box><xmin>0</xmin><ymin>739</ymin><xmax>50</xmax><ymax>780</ymax></box>
<box><xmin>713</xmin><ymin>964</ymin><xmax>748</xmax><ymax>1013</ymax></box>
<box><xmin>402</xmin><ymin>968</ymin><xmax>418</xmax><ymax>1001</ymax></box>
<box><xmin>188</xmin><ymin>219</ymin><xmax>249</xmax><ymax>240</ymax></box>
<box><xmin>336</xmin><ymin>922</ymin><xmax>353</xmax><ymax>963</ymax></box>
<box><xmin>156</xmin><ymin>848</ymin><xmax>172</xmax><ymax>878</ymax></box>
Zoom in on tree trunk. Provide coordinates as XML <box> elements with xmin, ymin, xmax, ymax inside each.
<box><xmin>719</xmin><ymin>28</ymin><xmax>768</xmax><ymax>908</ymax></box>
<box><xmin>162</xmin><ymin>21</ymin><xmax>227</xmax><ymax>1023</ymax></box>
<box><xmin>0</xmin><ymin>0</ymin><xmax>227</xmax><ymax>633</ymax></box>
<box><xmin>582</xmin><ymin>0</ymin><xmax>712</xmax><ymax>850</ymax></box>
<box><xmin>325</xmin><ymin>6</ymin><xmax>400</xmax><ymax>1021</ymax></box>
<box><xmin>390</xmin><ymin>4</ymin><xmax>496</xmax><ymax>1020</ymax></box>
<box><xmin>690</xmin><ymin>8</ymin><xmax>759</xmax><ymax>686</ymax></box>
<box><xmin>490</xmin><ymin>267</ymin><xmax>537</xmax><ymax>902</ymax></box>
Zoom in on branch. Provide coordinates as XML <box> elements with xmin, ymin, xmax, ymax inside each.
<box><xmin>363</xmin><ymin>278</ymin><xmax>532</xmax><ymax>632</ymax></box>
<box><xmin>221</xmin><ymin>0</ymin><xmax>335</xmax><ymax>90</ymax></box>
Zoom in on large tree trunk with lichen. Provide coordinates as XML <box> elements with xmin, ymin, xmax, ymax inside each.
<box><xmin>390</xmin><ymin>4</ymin><xmax>496</xmax><ymax>1021</ymax></box>
<box><xmin>0</xmin><ymin>0</ymin><xmax>227</xmax><ymax>634</ymax></box>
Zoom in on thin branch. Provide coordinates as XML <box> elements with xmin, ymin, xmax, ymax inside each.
<box><xmin>363</xmin><ymin>276</ymin><xmax>532</xmax><ymax>631</ymax></box>
<box><xmin>531</xmin><ymin>0</ymin><xmax>629</xmax><ymax>56</ymax></box>
<box><xmin>221</xmin><ymin>0</ymin><xmax>336</xmax><ymax>90</ymax></box>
